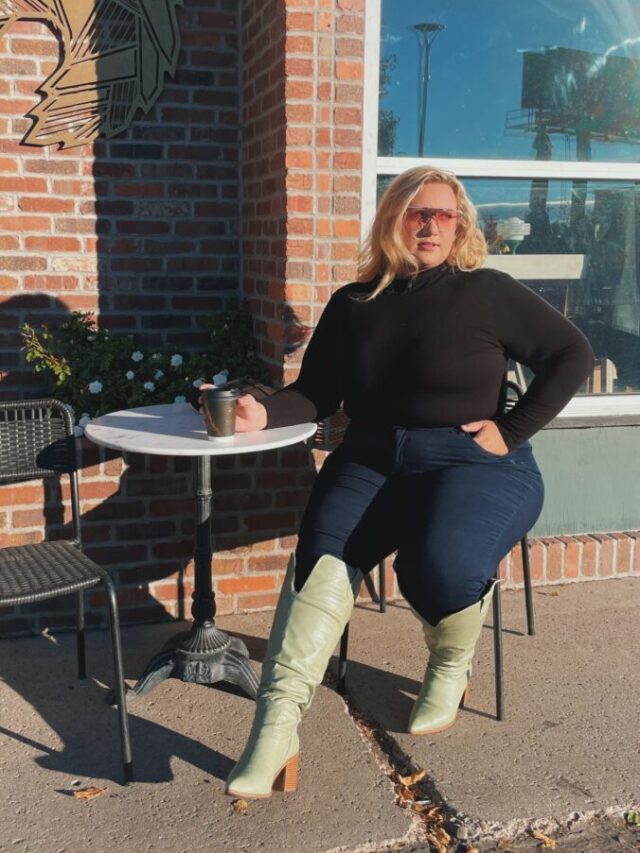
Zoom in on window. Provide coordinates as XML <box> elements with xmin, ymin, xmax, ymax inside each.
<box><xmin>363</xmin><ymin>0</ymin><xmax>640</xmax><ymax>409</ymax></box>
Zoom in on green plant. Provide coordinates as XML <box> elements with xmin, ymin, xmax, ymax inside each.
<box><xmin>22</xmin><ymin>297</ymin><xmax>271</xmax><ymax>421</ymax></box>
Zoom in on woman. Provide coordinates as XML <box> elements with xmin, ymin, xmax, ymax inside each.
<box><xmin>220</xmin><ymin>167</ymin><xmax>594</xmax><ymax>800</ymax></box>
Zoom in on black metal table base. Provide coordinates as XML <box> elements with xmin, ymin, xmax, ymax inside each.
<box><xmin>107</xmin><ymin>455</ymin><xmax>261</xmax><ymax>705</ymax></box>
<box><xmin>107</xmin><ymin>621</ymin><xmax>259</xmax><ymax>703</ymax></box>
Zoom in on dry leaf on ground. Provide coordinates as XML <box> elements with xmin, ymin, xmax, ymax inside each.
<box><xmin>72</xmin><ymin>786</ymin><xmax>107</xmax><ymax>801</ymax></box>
<box><xmin>232</xmin><ymin>798</ymin><xmax>249</xmax><ymax>816</ymax></box>
<box><xmin>531</xmin><ymin>829</ymin><xmax>557</xmax><ymax>849</ymax></box>
<box><xmin>397</xmin><ymin>768</ymin><xmax>426</xmax><ymax>786</ymax></box>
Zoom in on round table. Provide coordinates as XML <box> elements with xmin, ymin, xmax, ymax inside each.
<box><xmin>85</xmin><ymin>403</ymin><xmax>316</xmax><ymax>701</ymax></box>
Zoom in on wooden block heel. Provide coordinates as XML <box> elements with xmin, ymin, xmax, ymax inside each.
<box><xmin>273</xmin><ymin>753</ymin><xmax>299</xmax><ymax>793</ymax></box>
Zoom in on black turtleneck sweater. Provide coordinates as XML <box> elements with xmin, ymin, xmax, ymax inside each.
<box><xmin>262</xmin><ymin>263</ymin><xmax>595</xmax><ymax>450</ymax></box>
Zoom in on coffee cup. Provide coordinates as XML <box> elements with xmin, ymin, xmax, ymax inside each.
<box><xmin>201</xmin><ymin>386</ymin><xmax>241</xmax><ymax>440</ymax></box>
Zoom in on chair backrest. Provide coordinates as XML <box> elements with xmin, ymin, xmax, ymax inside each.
<box><xmin>503</xmin><ymin>378</ymin><xmax>524</xmax><ymax>412</ymax></box>
<box><xmin>0</xmin><ymin>399</ymin><xmax>81</xmax><ymax>544</ymax></box>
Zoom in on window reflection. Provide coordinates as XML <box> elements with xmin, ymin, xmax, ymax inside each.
<box><xmin>380</xmin><ymin>0</ymin><xmax>640</xmax><ymax>162</ymax></box>
<box><xmin>376</xmin><ymin>176</ymin><xmax>640</xmax><ymax>393</ymax></box>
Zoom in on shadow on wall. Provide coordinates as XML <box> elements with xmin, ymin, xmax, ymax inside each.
<box><xmin>0</xmin><ymin>6</ymin><xmax>318</xmax><ymax>637</ymax></box>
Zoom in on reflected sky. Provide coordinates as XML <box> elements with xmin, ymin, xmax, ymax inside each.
<box><xmin>380</xmin><ymin>0</ymin><xmax>640</xmax><ymax>161</ymax></box>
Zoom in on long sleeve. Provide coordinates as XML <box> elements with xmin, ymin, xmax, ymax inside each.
<box><xmin>489</xmin><ymin>273</ymin><xmax>595</xmax><ymax>448</ymax></box>
<box><xmin>262</xmin><ymin>290</ymin><xmax>347</xmax><ymax>429</ymax></box>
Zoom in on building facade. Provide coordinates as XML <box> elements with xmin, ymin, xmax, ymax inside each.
<box><xmin>1</xmin><ymin>0</ymin><xmax>638</xmax><ymax>636</ymax></box>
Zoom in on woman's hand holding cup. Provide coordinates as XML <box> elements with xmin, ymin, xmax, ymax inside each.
<box><xmin>198</xmin><ymin>384</ymin><xmax>267</xmax><ymax>433</ymax></box>
<box><xmin>235</xmin><ymin>393</ymin><xmax>267</xmax><ymax>432</ymax></box>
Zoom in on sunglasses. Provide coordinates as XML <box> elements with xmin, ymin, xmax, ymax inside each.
<box><xmin>404</xmin><ymin>206</ymin><xmax>461</xmax><ymax>228</ymax></box>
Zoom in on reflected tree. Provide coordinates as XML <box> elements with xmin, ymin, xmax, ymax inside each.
<box><xmin>378</xmin><ymin>54</ymin><xmax>399</xmax><ymax>156</ymax></box>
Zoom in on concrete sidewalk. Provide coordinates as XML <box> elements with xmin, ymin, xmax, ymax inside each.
<box><xmin>0</xmin><ymin>577</ymin><xmax>638</xmax><ymax>852</ymax></box>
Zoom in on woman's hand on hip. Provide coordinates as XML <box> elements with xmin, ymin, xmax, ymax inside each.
<box><xmin>235</xmin><ymin>394</ymin><xmax>267</xmax><ymax>432</ymax></box>
<box><xmin>460</xmin><ymin>419</ymin><xmax>509</xmax><ymax>455</ymax></box>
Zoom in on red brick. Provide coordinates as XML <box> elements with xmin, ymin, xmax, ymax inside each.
<box><xmin>285</xmin><ymin>34</ymin><xmax>313</xmax><ymax>53</ymax></box>
<box><xmin>247</xmin><ymin>555</ymin><xmax>289</xmax><ymax>573</ymax></box>
<box><xmin>286</xmin><ymin>79</ymin><xmax>314</xmax><ymax>99</ymax></box>
<box><xmin>589</xmin><ymin>534</ymin><xmax>612</xmax><ymax>576</ymax></box>
<box><xmin>1</xmin><ymin>216</ymin><xmax>50</xmax><ymax>232</ymax></box>
<box><xmin>24</xmin><ymin>275</ymin><xmax>78</xmax><ymax>290</ymax></box>
<box><xmin>0</xmin><ymin>98</ymin><xmax>36</xmax><ymax>114</ymax></box>
<box><xmin>0</xmin><ymin>157</ymin><xmax>18</xmax><ymax>173</ymax></box>
<box><xmin>576</xmin><ymin>535</ymin><xmax>597</xmax><ymax>576</ymax></box>
<box><xmin>0</xmin><ymin>531</ymin><xmax>43</xmax><ymax>546</ymax></box>
<box><xmin>152</xmin><ymin>581</ymin><xmax>194</xmax><ymax>603</ymax></box>
<box><xmin>238</xmin><ymin>592</ymin><xmax>281</xmax><ymax>610</ymax></box>
<box><xmin>0</xmin><ymin>484</ymin><xmax>44</xmax><ymax>506</ymax></box>
<box><xmin>19</xmin><ymin>196</ymin><xmax>74</xmax><ymax>213</ymax></box>
<box><xmin>24</xmin><ymin>236</ymin><xmax>81</xmax><ymax>252</ymax></box>
<box><xmin>286</xmin><ymin>12</ymin><xmax>314</xmax><ymax>30</ymax></box>
<box><xmin>545</xmin><ymin>538</ymin><xmax>563</xmax><ymax>581</ymax></box>
<box><xmin>217</xmin><ymin>576</ymin><xmax>276</xmax><ymax>595</ymax></box>
<box><xmin>336</xmin><ymin>60</ymin><xmax>363</xmax><ymax>81</ymax></box>
<box><xmin>564</xmin><ymin>540</ymin><xmax>580</xmax><ymax>579</ymax></box>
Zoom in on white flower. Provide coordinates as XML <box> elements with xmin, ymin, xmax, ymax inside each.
<box><xmin>154</xmin><ymin>369</ymin><xmax>164</xmax><ymax>380</ymax></box>
<box><xmin>126</xmin><ymin>370</ymin><xmax>135</xmax><ymax>380</ymax></box>
<box><xmin>73</xmin><ymin>425</ymin><xmax>84</xmax><ymax>437</ymax></box>
<box><xmin>78</xmin><ymin>415</ymin><xmax>91</xmax><ymax>428</ymax></box>
<box><xmin>151</xmin><ymin>353</ymin><xmax>162</xmax><ymax>361</ymax></box>
<box><xmin>87</xmin><ymin>335</ymin><xmax>96</xmax><ymax>342</ymax></box>
<box><xmin>131</xmin><ymin>351</ymin><xmax>144</xmax><ymax>362</ymax></box>
<box><xmin>173</xmin><ymin>395</ymin><xmax>187</xmax><ymax>404</ymax></box>
<box><xmin>143</xmin><ymin>381</ymin><xmax>155</xmax><ymax>392</ymax></box>
<box><xmin>88</xmin><ymin>380</ymin><xmax>103</xmax><ymax>394</ymax></box>
<box><xmin>192</xmin><ymin>378</ymin><xmax>204</xmax><ymax>389</ymax></box>
<box><xmin>212</xmin><ymin>371</ymin><xmax>228</xmax><ymax>386</ymax></box>
<box><xmin>170</xmin><ymin>354</ymin><xmax>183</xmax><ymax>367</ymax></box>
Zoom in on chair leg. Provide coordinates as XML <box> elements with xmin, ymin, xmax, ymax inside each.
<box><xmin>378</xmin><ymin>559</ymin><xmax>386</xmax><ymax>614</ymax></box>
<box><xmin>337</xmin><ymin>623</ymin><xmax>349</xmax><ymax>696</ymax></box>
<box><xmin>76</xmin><ymin>590</ymin><xmax>86</xmax><ymax>680</ymax></box>
<box><xmin>103</xmin><ymin>575</ymin><xmax>133</xmax><ymax>784</ymax></box>
<box><xmin>521</xmin><ymin>534</ymin><xmax>536</xmax><ymax>636</ymax></box>
<box><xmin>492</xmin><ymin>582</ymin><xmax>505</xmax><ymax>722</ymax></box>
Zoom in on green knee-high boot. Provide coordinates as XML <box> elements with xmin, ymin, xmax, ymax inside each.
<box><xmin>408</xmin><ymin>580</ymin><xmax>499</xmax><ymax>736</ymax></box>
<box><xmin>225</xmin><ymin>554</ymin><xmax>362</xmax><ymax>799</ymax></box>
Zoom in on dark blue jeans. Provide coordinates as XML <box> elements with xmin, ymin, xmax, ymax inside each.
<box><xmin>294</xmin><ymin>423</ymin><xmax>544</xmax><ymax>624</ymax></box>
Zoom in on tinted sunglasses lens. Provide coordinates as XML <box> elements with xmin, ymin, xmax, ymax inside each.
<box><xmin>407</xmin><ymin>208</ymin><xmax>458</xmax><ymax>227</ymax></box>
<box><xmin>435</xmin><ymin>210</ymin><xmax>458</xmax><ymax>226</ymax></box>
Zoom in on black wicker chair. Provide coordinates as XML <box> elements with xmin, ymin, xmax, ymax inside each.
<box><xmin>0</xmin><ymin>399</ymin><xmax>133</xmax><ymax>783</ymax></box>
<box><xmin>337</xmin><ymin>379</ymin><xmax>536</xmax><ymax>722</ymax></box>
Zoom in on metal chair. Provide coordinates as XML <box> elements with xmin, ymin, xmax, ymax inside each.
<box><xmin>0</xmin><ymin>399</ymin><xmax>133</xmax><ymax>783</ymax></box>
<box><xmin>337</xmin><ymin>379</ymin><xmax>535</xmax><ymax>722</ymax></box>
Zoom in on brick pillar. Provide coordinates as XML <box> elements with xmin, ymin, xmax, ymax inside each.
<box><xmin>241</xmin><ymin>0</ymin><xmax>365</xmax><ymax>384</ymax></box>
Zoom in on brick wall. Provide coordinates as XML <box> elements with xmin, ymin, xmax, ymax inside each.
<box><xmin>1</xmin><ymin>0</ymin><xmax>638</xmax><ymax>637</ymax></box>
<box><xmin>1</xmin><ymin>0</ymin><xmax>241</xmax><ymax>394</ymax></box>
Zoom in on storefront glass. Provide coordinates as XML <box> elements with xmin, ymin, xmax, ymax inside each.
<box><xmin>376</xmin><ymin>175</ymin><xmax>640</xmax><ymax>393</ymax></box>
<box><xmin>379</xmin><ymin>0</ymin><xmax>640</xmax><ymax>162</ymax></box>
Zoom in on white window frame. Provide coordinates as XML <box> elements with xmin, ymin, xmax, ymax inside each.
<box><xmin>361</xmin><ymin>0</ymin><xmax>640</xmax><ymax>418</ymax></box>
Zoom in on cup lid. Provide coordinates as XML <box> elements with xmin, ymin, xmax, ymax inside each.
<box><xmin>202</xmin><ymin>385</ymin><xmax>241</xmax><ymax>399</ymax></box>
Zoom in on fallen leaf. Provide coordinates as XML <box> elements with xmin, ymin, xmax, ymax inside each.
<box><xmin>231</xmin><ymin>798</ymin><xmax>248</xmax><ymax>816</ymax></box>
<box><xmin>531</xmin><ymin>829</ymin><xmax>557</xmax><ymax>849</ymax></box>
<box><xmin>496</xmin><ymin>839</ymin><xmax>513</xmax><ymax>851</ymax></box>
<box><xmin>397</xmin><ymin>768</ymin><xmax>426</xmax><ymax>786</ymax></box>
<box><xmin>465</xmin><ymin>847</ymin><xmax>479</xmax><ymax>853</ymax></box>
<box><xmin>72</xmin><ymin>786</ymin><xmax>107</xmax><ymax>801</ymax></box>
<box><xmin>624</xmin><ymin>810</ymin><xmax>640</xmax><ymax>826</ymax></box>
<box><xmin>394</xmin><ymin>783</ymin><xmax>416</xmax><ymax>805</ymax></box>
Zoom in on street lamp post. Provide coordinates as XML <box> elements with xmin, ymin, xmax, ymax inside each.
<box><xmin>412</xmin><ymin>22</ymin><xmax>445</xmax><ymax>157</ymax></box>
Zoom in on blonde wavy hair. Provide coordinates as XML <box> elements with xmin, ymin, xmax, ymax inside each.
<box><xmin>357</xmin><ymin>166</ymin><xmax>487</xmax><ymax>300</ymax></box>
